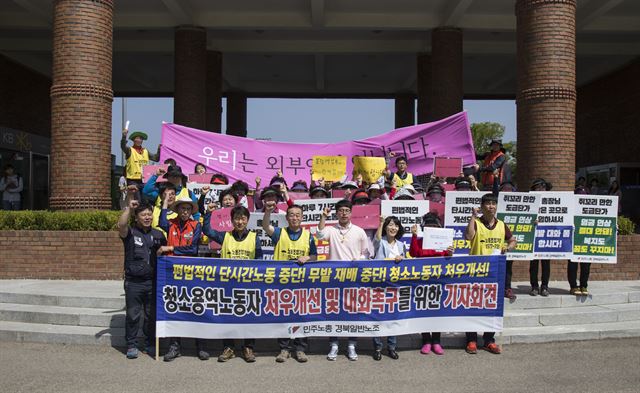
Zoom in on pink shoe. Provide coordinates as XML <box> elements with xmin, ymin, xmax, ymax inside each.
<box><xmin>420</xmin><ymin>343</ymin><xmax>431</xmax><ymax>354</ymax></box>
<box><xmin>432</xmin><ymin>343</ymin><xmax>444</xmax><ymax>355</ymax></box>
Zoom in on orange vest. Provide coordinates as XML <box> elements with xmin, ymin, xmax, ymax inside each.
<box><xmin>166</xmin><ymin>219</ymin><xmax>199</xmax><ymax>256</ymax></box>
<box><xmin>481</xmin><ymin>151</ymin><xmax>505</xmax><ymax>187</ymax></box>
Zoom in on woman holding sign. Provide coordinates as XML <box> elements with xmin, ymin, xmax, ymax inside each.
<box><xmin>371</xmin><ymin>215</ymin><xmax>406</xmax><ymax>361</ymax></box>
<box><xmin>409</xmin><ymin>213</ymin><xmax>454</xmax><ymax>356</ymax></box>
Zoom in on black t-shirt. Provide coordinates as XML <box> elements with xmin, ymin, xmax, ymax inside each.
<box><xmin>122</xmin><ymin>225</ymin><xmax>166</xmax><ymax>280</ymax></box>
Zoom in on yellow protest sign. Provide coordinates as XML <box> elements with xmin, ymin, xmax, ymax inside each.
<box><xmin>312</xmin><ymin>156</ymin><xmax>347</xmax><ymax>182</ymax></box>
<box><xmin>353</xmin><ymin>156</ymin><xmax>386</xmax><ymax>183</ymax></box>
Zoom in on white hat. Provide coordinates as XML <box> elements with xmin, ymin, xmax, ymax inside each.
<box><xmin>393</xmin><ymin>188</ymin><xmax>415</xmax><ymax>200</ymax></box>
<box><xmin>169</xmin><ymin>196</ymin><xmax>198</xmax><ymax>213</ymax></box>
<box><xmin>401</xmin><ymin>184</ymin><xmax>417</xmax><ymax>194</ymax></box>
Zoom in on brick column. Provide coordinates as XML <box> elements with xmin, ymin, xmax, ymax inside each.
<box><xmin>416</xmin><ymin>53</ymin><xmax>430</xmax><ymax>124</ymax></box>
<box><xmin>174</xmin><ymin>26</ymin><xmax>207</xmax><ymax>129</ymax></box>
<box><xmin>50</xmin><ymin>0</ymin><xmax>113</xmax><ymax>210</ymax></box>
<box><xmin>394</xmin><ymin>94</ymin><xmax>415</xmax><ymax>128</ymax></box>
<box><xmin>429</xmin><ymin>27</ymin><xmax>463</xmax><ymax>122</ymax></box>
<box><xmin>516</xmin><ymin>0</ymin><xmax>576</xmax><ymax>190</ymax></box>
<box><xmin>226</xmin><ymin>92</ymin><xmax>247</xmax><ymax>137</ymax></box>
<box><xmin>205</xmin><ymin>50</ymin><xmax>222</xmax><ymax>133</ymax></box>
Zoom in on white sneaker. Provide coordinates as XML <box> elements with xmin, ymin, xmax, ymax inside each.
<box><xmin>347</xmin><ymin>345</ymin><xmax>358</xmax><ymax>361</ymax></box>
<box><xmin>327</xmin><ymin>344</ymin><xmax>339</xmax><ymax>361</ymax></box>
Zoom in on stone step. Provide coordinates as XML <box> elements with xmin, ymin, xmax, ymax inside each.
<box><xmin>504</xmin><ymin>291</ymin><xmax>640</xmax><ymax>310</ymax></box>
<box><xmin>1</xmin><ymin>301</ymin><xmax>637</xmax><ymax>330</ymax></box>
<box><xmin>0</xmin><ymin>292</ymin><xmax>124</xmax><ymax>310</ymax></box>
<box><xmin>0</xmin><ymin>303</ymin><xmax>124</xmax><ymax>328</ymax></box>
<box><xmin>2</xmin><ymin>319</ymin><xmax>639</xmax><ymax>352</ymax></box>
<box><xmin>505</xmin><ymin>303</ymin><xmax>640</xmax><ymax>328</ymax></box>
<box><xmin>501</xmin><ymin>320</ymin><xmax>640</xmax><ymax>344</ymax></box>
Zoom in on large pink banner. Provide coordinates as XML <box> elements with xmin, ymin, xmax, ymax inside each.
<box><xmin>160</xmin><ymin>111</ymin><xmax>475</xmax><ymax>185</ymax></box>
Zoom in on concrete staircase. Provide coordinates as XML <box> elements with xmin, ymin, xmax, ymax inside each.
<box><xmin>0</xmin><ymin>280</ymin><xmax>638</xmax><ymax>351</ymax></box>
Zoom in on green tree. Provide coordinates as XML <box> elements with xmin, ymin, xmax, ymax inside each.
<box><xmin>470</xmin><ymin>122</ymin><xmax>517</xmax><ymax>179</ymax></box>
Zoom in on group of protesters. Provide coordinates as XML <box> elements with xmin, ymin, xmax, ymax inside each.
<box><xmin>117</xmin><ymin>130</ymin><xmax>596</xmax><ymax>363</ymax></box>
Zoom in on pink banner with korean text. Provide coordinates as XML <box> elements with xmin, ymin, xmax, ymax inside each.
<box><xmin>160</xmin><ymin>111</ymin><xmax>475</xmax><ymax>186</ymax></box>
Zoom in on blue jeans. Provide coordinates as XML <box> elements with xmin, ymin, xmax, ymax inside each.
<box><xmin>373</xmin><ymin>336</ymin><xmax>397</xmax><ymax>350</ymax></box>
<box><xmin>2</xmin><ymin>200</ymin><xmax>20</xmax><ymax>210</ymax></box>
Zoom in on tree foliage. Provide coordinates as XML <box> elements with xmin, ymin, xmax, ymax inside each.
<box><xmin>470</xmin><ymin>122</ymin><xmax>517</xmax><ymax>178</ymax></box>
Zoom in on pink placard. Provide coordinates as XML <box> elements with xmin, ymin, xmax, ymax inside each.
<box><xmin>368</xmin><ymin>198</ymin><xmax>382</xmax><ymax>205</ymax></box>
<box><xmin>209</xmin><ymin>207</ymin><xmax>233</xmax><ymax>232</ymax></box>
<box><xmin>442</xmin><ymin>183</ymin><xmax>456</xmax><ymax>192</ymax></box>
<box><xmin>289</xmin><ymin>192</ymin><xmax>310</xmax><ymax>201</ymax></box>
<box><xmin>188</xmin><ymin>173</ymin><xmax>215</xmax><ymax>183</ymax></box>
<box><xmin>429</xmin><ymin>201</ymin><xmax>445</xmax><ymax>223</ymax></box>
<box><xmin>351</xmin><ymin>204</ymin><xmax>381</xmax><ymax>230</ymax></box>
<box><xmin>142</xmin><ymin>164</ymin><xmax>168</xmax><ymax>183</ymax></box>
<box><xmin>433</xmin><ymin>157</ymin><xmax>463</xmax><ymax>178</ymax></box>
<box><xmin>413</xmin><ymin>193</ymin><xmax>425</xmax><ymax>200</ymax></box>
<box><xmin>331</xmin><ymin>189</ymin><xmax>347</xmax><ymax>199</ymax></box>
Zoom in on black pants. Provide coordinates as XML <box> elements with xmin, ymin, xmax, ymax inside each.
<box><xmin>168</xmin><ymin>338</ymin><xmax>208</xmax><ymax>351</ymax></box>
<box><xmin>278</xmin><ymin>337</ymin><xmax>308</xmax><ymax>352</ymax></box>
<box><xmin>124</xmin><ymin>279</ymin><xmax>155</xmax><ymax>348</ymax></box>
<box><xmin>465</xmin><ymin>332</ymin><xmax>495</xmax><ymax>344</ymax></box>
<box><xmin>529</xmin><ymin>259</ymin><xmax>550</xmax><ymax>289</ymax></box>
<box><xmin>223</xmin><ymin>339</ymin><xmax>255</xmax><ymax>350</ymax></box>
<box><xmin>422</xmin><ymin>332</ymin><xmax>441</xmax><ymax>344</ymax></box>
<box><xmin>567</xmin><ymin>261</ymin><xmax>591</xmax><ymax>289</ymax></box>
<box><xmin>505</xmin><ymin>260</ymin><xmax>513</xmax><ymax>290</ymax></box>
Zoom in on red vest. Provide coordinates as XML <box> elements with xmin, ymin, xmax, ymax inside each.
<box><xmin>166</xmin><ymin>219</ymin><xmax>198</xmax><ymax>256</ymax></box>
<box><xmin>481</xmin><ymin>151</ymin><xmax>505</xmax><ymax>187</ymax></box>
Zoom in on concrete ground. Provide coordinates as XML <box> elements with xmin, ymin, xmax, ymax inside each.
<box><xmin>1</xmin><ymin>338</ymin><xmax>639</xmax><ymax>393</ymax></box>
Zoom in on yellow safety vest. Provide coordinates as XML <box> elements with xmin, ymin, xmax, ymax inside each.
<box><xmin>152</xmin><ymin>187</ymin><xmax>189</xmax><ymax>236</ymax></box>
<box><xmin>221</xmin><ymin>231</ymin><xmax>256</xmax><ymax>260</ymax></box>
<box><xmin>273</xmin><ymin>228</ymin><xmax>311</xmax><ymax>261</ymax></box>
<box><xmin>393</xmin><ymin>172</ymin><xmax>414</xmax><ymax>188</ymax></box>
<box><xmin>469</xmin><ymin>218</ymin><xmax>506</xmax><ymax>256</ymax></box>
<box><xmin>125</xmin><ymin>147</ymin><xmax>149</xmax><ymax>180</ymax></box>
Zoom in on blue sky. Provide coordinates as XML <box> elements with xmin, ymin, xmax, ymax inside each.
<box><xmin>111</xmin><ymin>98</ymin><xmax>515</xmax><ymax>162</ymax></box>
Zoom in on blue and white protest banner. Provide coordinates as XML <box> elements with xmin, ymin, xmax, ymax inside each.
<box><xmin>532</xmin><ymin>191</ymin><xmax>575</xmax><ymax>259</ymax></box>
<box><xmin>444</xmin><ymin>191</ymin><xmax>484</xmax><ymax>255</ymax></box>
<box><xmin>156</xmin><ymin>255</ymin><xmax>505</xmax><ymax>339</ymax></box>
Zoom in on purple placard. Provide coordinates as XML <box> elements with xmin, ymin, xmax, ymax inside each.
<box><xmin>160</xmin><ymin>111</ymin><xmax>475</xmax><ymax>185</ymax></box>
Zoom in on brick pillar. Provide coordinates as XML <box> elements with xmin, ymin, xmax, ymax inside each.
<box><xmin>226</xmin><ymin>92</ymin><xmax>247</xmax><ymax>137</ymax></box>
<box><xmin>174</xmin><ymin>26</ymin><xmax>206</xmax><ymax>129</ymax></box>
<box><xmin>50</xmin><ymin>0</ymin><xmax>113</xmax><ymax>210</ymax></box>
<box><xmin>416</xmin><ymin>53</ymin><xmax>430</xmax><ymax>124</ymax></box>
<box><xmin>206</xmin><ymin>50</ymin><xmax>222</xmax><ymax>133</ymax></box>
<box><xmin>394</xmin><ymin>95</ymin><xmax>415</xmax><ymax>128</ymax></box>
<box><xmin>516</xmin><ymin>0</ymin><xmax>576</xmax><ymax>190</ymax></box>
<box><xmin>429</xmin><ymin>27</ymin><xmax>463</xmax><ymax>122</ymax></box>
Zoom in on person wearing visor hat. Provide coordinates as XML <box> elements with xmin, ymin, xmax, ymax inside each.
<box><xmin>309</xmin><ymin>185</ymin><xmax>331</xmax><ymax>199</ymax></box>
<box><xmin>254</xmin><ymin>173</ymin><xmax>292</xmax><ymax>211</ymax></box>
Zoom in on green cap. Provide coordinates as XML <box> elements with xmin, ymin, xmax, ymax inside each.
<box><xmin>129</xmin><ymin>131</ymin><xmax>148</xmax><ymax>141</ymax></box>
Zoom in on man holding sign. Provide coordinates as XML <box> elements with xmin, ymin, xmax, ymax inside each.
<box><xmin>464</xmin><ymin>193</ymin><xmax>516</xmax><ymax>355</ymax></box>
<box><xmin>262</xmin><ymin>202</ymin><xmax>317</xmax><ymax>363</ymax></box>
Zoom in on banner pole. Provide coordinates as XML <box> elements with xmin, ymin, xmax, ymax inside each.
<box><xmin>155</xmin><ymin>336</ymin><xmax>159</xmax><ymax>361</ymax></box>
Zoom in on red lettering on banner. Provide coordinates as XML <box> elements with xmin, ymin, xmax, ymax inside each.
<box><xmin>325</xmin><ymin>288</ymin><xmax>340</xmax><ymax>314</ymax></box>
<box><xmin>264</xmin><ymin>288</ymin><xmax>279</xmax><ymax>316</ymax></box>
<box><xmin>443</xmin><ymin>283</ymin><xmax>499</xmax><ymax>310</ymax></box>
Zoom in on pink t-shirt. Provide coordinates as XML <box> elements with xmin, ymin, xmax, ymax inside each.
<box><xmin>316</xmin><ymin>223</ymin><xmax>370</xmax><ymax>261</ymax></box>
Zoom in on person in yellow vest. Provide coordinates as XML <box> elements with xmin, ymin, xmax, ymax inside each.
<box><xmin>464</xmin><ymin>193</ymin><xmax>516</xmax><ymax>355</ymax></box>
<box><xmin>121</xmin><ymin>129</ymin><xmax>161</xmax><ymax>187</ymax></box>
<box><xmin>262</xmin><ymin>202</ymin><xmax>317</xmax><ymax>364</ymax></box>
<box><xmin>385</xmin><ymin>155</ymin><xmax>414</xmax><ymax>188</ymax></box>
<box><xmin>202</xmin><ymin>204</ymin><xmax>262</xmax><ymax>363</ymax></box>
<box><xmin>151</xmin><ymin>183</ymin><xmax>176</xmax><ymax>237</ymax></box>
